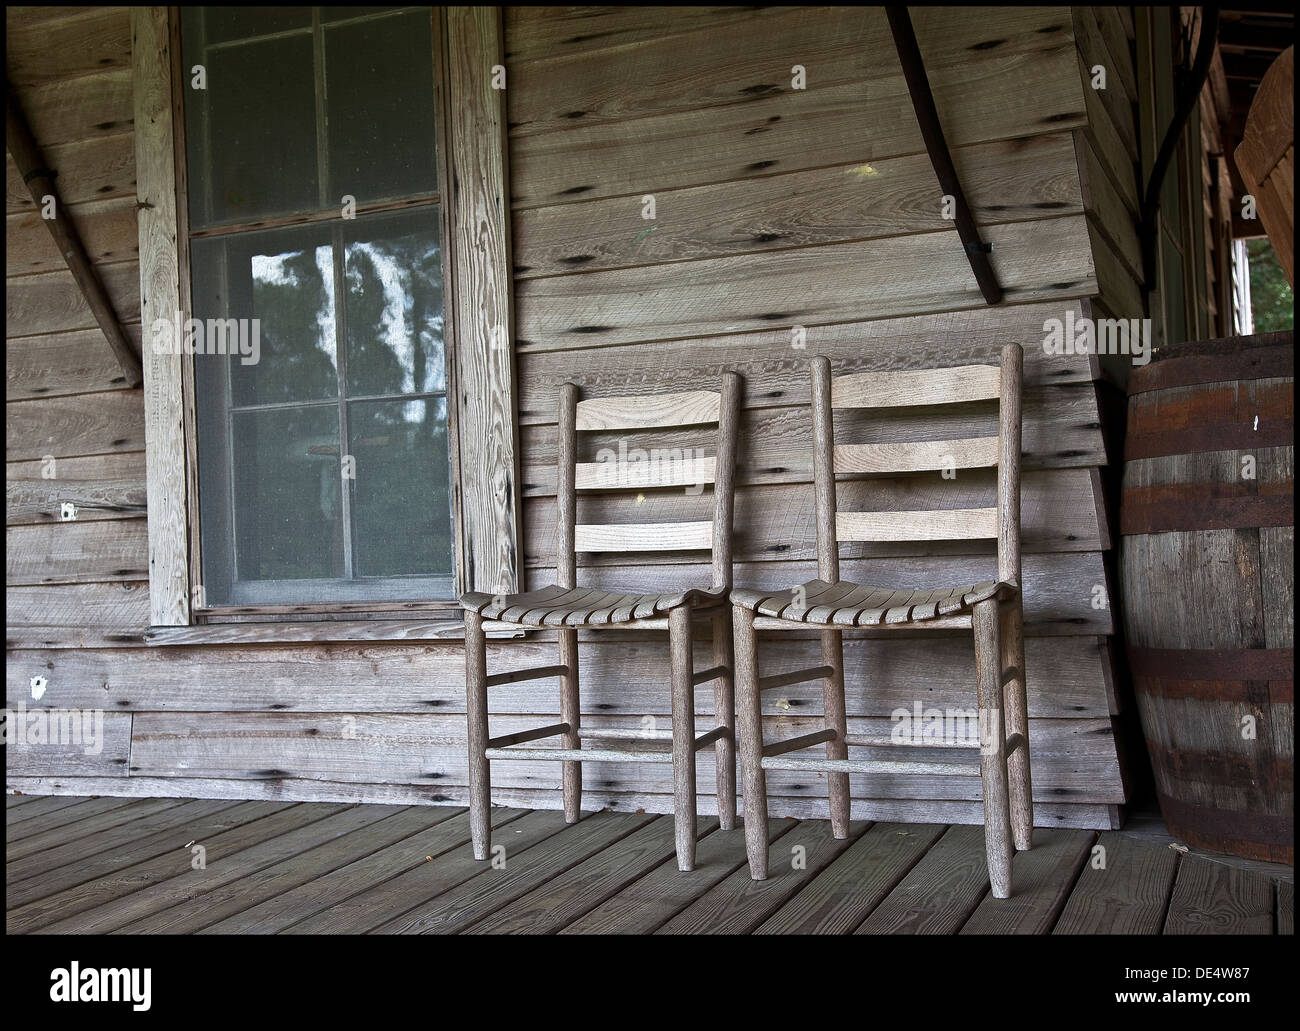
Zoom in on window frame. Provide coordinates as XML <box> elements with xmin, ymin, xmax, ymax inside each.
<box><xmin>133</xmin><ymin>5</ymin><xmax>520</xmax><ymax>630</ymax></box>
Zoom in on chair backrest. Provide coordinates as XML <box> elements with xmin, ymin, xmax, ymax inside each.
<box><xmin>810</xmin><ymin>345</ymin><xmax>1022</xmax><ymax>587</ymax></box>
<box><xmin>556</xmin><ymin>374</ymin><xmax>741</xmax><ymax>590</ymax></box>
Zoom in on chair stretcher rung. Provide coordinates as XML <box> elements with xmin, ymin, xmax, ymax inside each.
<box><xmin>758</xmin><ymin>665</ymin><xmax>835</xmax><ymax>692</ymax></box>
<box><xmin>485</xmin><ymin>722</ymin><xmax>570</xmax><ymax>749</ymax></box>
<box><xmin>484</xmin><ymin>664</ymin><xmax>569</xmax><ymax>688</ymax></box>
<box><xmin>484</xmin><ymin>745</ymin><xmax>672</xmax><ymax>763</ymax></box>
<box><xmin>759</xmin><ymin>755</ymin><xmax>975</xmax><ymax>775</ymax></box>
<box><xmin>693</xmin><ymin>726</ymin><xmax>729</xmax><ymax>751</ymax></box>
<box><xmin>1004</xmin><ymin>733</ymin><xmax>1026</xmax><ymax>758</ymax></box>
<box><xmin>692</xmin><ymin>664</ymin><xmax>730</xmax><ymax>686</ymax></box>
<box><xmin>761</xmin><ymin>728</ymin><xmax>837</xmax><ymax>758</ymax></box>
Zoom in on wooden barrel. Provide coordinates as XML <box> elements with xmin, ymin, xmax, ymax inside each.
<box><xmin>1120</xmin><ymin>332</ymin><xmax>1294</xmax><ymax>863</ymax></box>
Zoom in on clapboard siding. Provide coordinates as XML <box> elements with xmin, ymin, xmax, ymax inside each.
<box><xmin>514</xmin><ymin>134</ymin><xmax>1083</xmax><ymax>278</ymax></box>
<box><xmin>6</xmin><ymin>390</ymin><xmax>146</xmax><ymax>461</ymax></box>
<box><xmin>6</xmin><ymin>635</ymin><xmax>1115</xmax><ymax>717</ymax></box>
<box><xmin>3</xmin><ymin>5</ymin><xmax>1132</xmax><ymax>827</ymax></box>
<box><xmin>6</xmin><ymin>196</ymin><xmax>140</xmax><ymax>276</ymax></box>
<box><xmin>5</xmin><ymin>135</ymin><xmax>137</xmax><ymax>212</ymax></box>
<box><xmin>6</xmin><ymin>451</ymin><xmax>146</xmax><ymax>524</ymax></box>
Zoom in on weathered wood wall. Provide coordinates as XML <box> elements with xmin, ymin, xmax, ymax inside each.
<box><xmin>8</xmin><ymin>6</ymin><xmax>1130</xmax><ymax>829</ymax></box>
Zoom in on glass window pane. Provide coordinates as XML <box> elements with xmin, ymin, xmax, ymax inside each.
<box><xmin>192</xmin><ymin>226</ymin><xmax>340</xmax><ymax>407</ymax></box>
<box><xmin>182</xmin><ymin>19</ymin><xmax>318</xmax><ymax>226</ymax></box>
<box><xmin>324</xmin><ymin>9</ymin><xmax>438</xmax><ymax>203</ymax></box>
<box><xmin>344</xmin><ymin>210</ymin><xmax>446</xmax><ymax>397</ymax></box>
<box><xmin>232</xmin><ymin>405</ymin><xmax>345</xmax><ymax>584</ymax></box>
<box><xmin>348</xmin><ymin>398</ymin><xmax>452</xmax><ymax>578</ymax></box>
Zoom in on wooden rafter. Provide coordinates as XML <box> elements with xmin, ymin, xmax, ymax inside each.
<box><xmin>5</xmin><ymin>83</ymin><xmax>144</xmax><ymax>388</ymax></box>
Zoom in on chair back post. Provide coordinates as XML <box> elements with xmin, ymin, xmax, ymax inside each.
<box><xmin>997</xmin><ymin>345</ymin><xmax>1023</xmax><ymax>589</ymax></box>
<box><xmin>557</xmin><ymin>382</ymin><xmax>580</xmax><ymax>590</ymax></box>
<box><xmin>810</xmin><ymin>356</ymin><xmax>840</xmax><ymax>583</ymax></box>
<box><xmin>712</xmin><ymin>371</ymin><xmax>742</xmax><ymax>590</ymax></box>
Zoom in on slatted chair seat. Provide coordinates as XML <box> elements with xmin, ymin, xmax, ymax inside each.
<box><xmin>731</xmin><ymin>578</ymin><xmax>1014</xmax><ymax>625</ymax></box>
<box><xmin>462</xmin><ymin>584</ymin><xmax>727</xmax><ymax>626</ymax></box>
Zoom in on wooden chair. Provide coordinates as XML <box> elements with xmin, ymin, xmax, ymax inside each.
<box><xmin>460</xmin><ymin>374</ymin><xmax>742</xmax><ymax>871</ymax></box>
<box><xmin>731</xmin><ymin>347</ymin><xmax>1033</xmax><ymax>898</ymax></box>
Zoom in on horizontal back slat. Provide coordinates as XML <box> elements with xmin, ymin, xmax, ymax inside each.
<box><xmin>831</xmin><ymin>364</ymin><xmax>1001</xmax><ymax>409</ymax></box>
<box><xmin>833</xmin><ymin>436</ymin><xmax>999</xmax><ymax>474</ymax></box>
<box><xmin>836</xmin><ymin>508</ymin><xmax>998</xmax><ymax>541</ymax></box>
<box><xmin>574</xmin><ymin>520</ymin><xmax>714</xmax><ymax>552</ymax></box>
<box><xmin>575</xmin><ymin>455</ymin><xmax>716</xmax><ymax>490</ymax></box>
<box><xmin>575</xmin><ymin>390</ymin><xmax>721</xmax><ymax>430</ymax></box>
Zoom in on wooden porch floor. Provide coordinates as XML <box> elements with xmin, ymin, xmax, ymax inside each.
<box><xmin>6</xmin><ymin>794</ymin><xmax>1293</xmax><ymax>935</ymax></box>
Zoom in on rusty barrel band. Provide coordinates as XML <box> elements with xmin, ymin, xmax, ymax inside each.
<box><xmin>1123</xmin><ymin>418</ymin><xmax>1294</xmax><ymax>460</ymax></box>
<box><xmin>1128</xmin><ymin>346</ymin><xmax>1295</xmax><ymax>395</ymax></box>
<box><xmin>1120</xmin><ymin>492</ymin><xmax>1294</xmax><ymax>533</ymax></box>
<box><xmin>1156</xmin><ymin>792</ymin><xmax>1294</xmax><ymax>847</ymax></box>
<box><xmin>1128</xmin><ymin>647</ymin><xmax>1295</xmax><ymax>700</ymax></box>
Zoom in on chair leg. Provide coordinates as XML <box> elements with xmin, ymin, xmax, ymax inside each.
<box><xmin>973</xmin><ymin>598</ymin><xmax>1014</xmax><ymax>898</ymax></box>
<box><xmin>464</xmin><ymin>610</ymin><xmax>492</xmax><ymax>861</ymax></box>
<box><xmin>1000</xmin><ymin>597</ymin><xmax>1033</xmax><ymax>851</ymax></box>
<box><xmin>711</xmin><ymin>608</ymin><xmax>737</xmax><ymax>831</ymax></box>
<box><xmin>733</xmin><ymin>604</ymin><xmax>769</xmax><ymax>879</ymax></box>
<box><xmin>668</xmin><ymin>605</ymin><xmax>697</xmax><ymax>871</ymax></box>
<box><xmin>820</xmin><ymin>628</ymin><xmax>851</xmax><ymax>838</ymax></box>
<box><xmin>559</xmin><ymin>627</ymin><xmax>581</xmax><ymax>824</ymax></box>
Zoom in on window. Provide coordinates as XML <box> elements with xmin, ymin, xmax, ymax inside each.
<box><xmin>133</xmin><ymin>6</ymin><xmax>520</xmax><ymax>629</ymax></box>
<box><xmin>181</xmin><ymin>7</ymin><xmax>453</xmax><ymax>605</ymax></box>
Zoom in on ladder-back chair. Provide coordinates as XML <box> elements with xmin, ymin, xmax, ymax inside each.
<box><xmin>731</xmin><ymin>347</ymin><xmax>1032</xmax><ymax>898</ymax></box>
<box><xmin>461</xmin><ymin>373</ymin><xmax>742</xmax><ymax>872</ymax></box>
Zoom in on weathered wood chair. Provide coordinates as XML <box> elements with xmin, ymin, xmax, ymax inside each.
<box><xmin>731</xmin><ymin>348</ymin><xmax>1033</xmax><ymax>898</ymax></box>
<box><xmin>460</xmin><ymin>374</ymin><xmax>742</xmax><ymax>871</ymax></box>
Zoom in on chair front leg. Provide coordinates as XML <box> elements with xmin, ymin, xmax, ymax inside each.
<box><xmin>820</xmin><ymin>627</ymin><xmax>850</xmax><ymax>838</ymax></box>
<box><xmin>733</xmin><ymin>604</ymin><xmax>770</xmax><ymax>879</ymax></box>
<box><xmin>464</xmin><ymin>610</ymin><xmax>492</xmax><ymax>861</ymax></box>
<box><xmin>1000</xmin><ymin>597</ymin><xmax>1033</xmax><ymax>851</ymax></box>
<box><xmin>559</xmin><ymin>626</ymin><xmax>581</xmax><ymax>824</ymax></box>
<box><xmin>668</xmin><ymin>605</ymin><xmax>698</xmax><ymax>871</ymax></box>
<box><xmin>973</xmin><ymin>598</ymin><xmax>1014</xmax><ymax>898</ymax></box>
<box><xmin>711</xmin><ymin>608</ymin><xmax>737</xmax><ymax>831</ymax></box>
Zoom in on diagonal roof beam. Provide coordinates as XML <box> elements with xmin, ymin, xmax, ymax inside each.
<box><xmin>886</xmin><ymin>7</ymin><xmax>1003</xmax><ymax>305</ymax></box>
<box><xmin>6</xmin><ymin>82</ymin><xmax>144</xmax><ymax>387</ymax></box>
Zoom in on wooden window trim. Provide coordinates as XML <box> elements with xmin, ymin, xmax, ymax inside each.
<box><xmin>132</xmin><ymin>5</ymin><xmax>520</xmax><ymax>633</ymax></box>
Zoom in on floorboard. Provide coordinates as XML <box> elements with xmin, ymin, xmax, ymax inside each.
<box><xmin>1163</xmin><ymin>854</ymin><xmax>1275</xmax><ymax>935</ymax></box>
<box><xmin>7</xmin><ymin>797</ymin><xmax>172</xmax><ymax>859</ymax></box>
<box><xmin>656</xmin><ymin>819</ymin><xmax>867</xmax><ymax>934</ymax></box>
<box><xmin>12</xmin><ymin>803</ymin><xmax>338</xmax><ymax>934</ymax></box>
<box><xmin>960</xmin><ymin>829</ymin><xmax>1095</xmax><ymax>934</ymax></box>
<box><xmin>7</xmin><ymin>799</ymin><xmax>252</xmax><ymax>904</ymax></box>
<box><xmin>856</xmin><ymin>824</ymin><xmax>990</xmax><ymax>934</ymax></box>
<box><xmin>1052</xmin><ymin>831</ymin><xmax>1179</xmax><ymax>935</ymax></box>
<box><xmin>755</xmin><ymin>821</ymin><xmax>944</xmax><ymax>934</ymax></box>
<box><xmin>372</xmin><ymin>811</ymin><xmax>657</xmax><ymax>934</ymax></box>
<box><xmin>560</xmin><ymin>819</ymin><xmax>788</xmax><ymax>934</ymax></box>
<box><xmin>199</xmin><ymin>807</ymin><xmax>480</xmax><ymax>934</ymax></box>
<box><xmin>469</xmin><ymin>815</ymin><xmax>721</xmax><ymax>933</ymax></box>
<box><xmin>114</xmin><ymin>804</ymin><xmax>416</xmax><ymax>933</ymax></box>
<box><xmin>6</xmin><ymin>796</ymin><xmax>1289</xmax><ymax>935</ymax></box>
<box><xmin>292</xmin><ymin>808</ymin><xmax>580</xmax><ymax>933</ymax></box>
